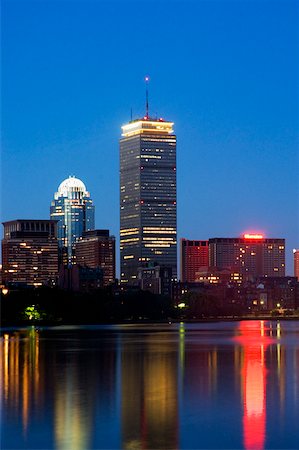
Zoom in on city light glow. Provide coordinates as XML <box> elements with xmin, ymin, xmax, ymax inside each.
<box><xmin>243</xmin><ymin>234</ymin><xmax>264</xmax><ymax>240</ymax></box>
<box><xmin>121</xmin><ymin>120</ymin><xmax>174</xmax><ymax>137</ymax></box>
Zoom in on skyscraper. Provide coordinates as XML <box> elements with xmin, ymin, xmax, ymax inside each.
<box><xmin>2</xmin><ymin>219</ymin><xmax>58</xmax><ymax>287</ymax></box>
<box><xmin>50</xmin><ymin>176</ymin><xmax>95</xmax><ymax>266</ymax></box>
<box><xmin>120</xmin><ymin>113</ymin><xmax>177</xmax><ymax>285</ymax></box>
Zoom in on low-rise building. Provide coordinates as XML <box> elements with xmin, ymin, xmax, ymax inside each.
<box><xmin>58</xmin><ymin>265</ymin><xmax>103</xmax><ymax>292</ymax></box>
<box><xmin>2</xmin><ymin>220</ymin><xmax>58</xmax><ymax>287</ymax></box>
<box><xmin>180</xmin><ymin>239</ymin><xmax>209</xmax><ymax>283</ymax></box>
<box><xmin>75</xmin><ymin>230</ymin><xmax>115</xmax><ymax>286</ymax></box>
<box><xmin>138</xmin><ymin>264</ymin><xmax>172</xmax><ymax>297</ymax></box>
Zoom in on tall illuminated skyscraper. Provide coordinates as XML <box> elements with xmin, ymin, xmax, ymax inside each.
<box><xmin>50</xmin><ymin>176</ymin><xmax>95</xmax><ymax>266</ymax></box>
<box><xmin>120</xmin><ymin>104</ymin><xmax>177</xmax><ymax>284</ymax></box>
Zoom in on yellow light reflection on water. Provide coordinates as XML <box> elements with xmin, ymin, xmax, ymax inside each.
<box><xmin>121</xmin><ymin>333</ymin><xmax>178</xmax><ymax>449</ymax></box>
<box><xmin>0</xmin><ymin>328</ymin><xmax>41</xmax><ymax>436</ymax></box>
<box><xmin>277</xmin><ymin>322</ymin><xmax>281</xmax><ymax>339</ymax></box>
<box><xmin>179</xmin><ymin>322</ymin><xmax>185</xmax><ymax>373</ymax></box>
<box><xmin>3</xmin><ymin>334</ymin><xmax>9</xmax><ymax>400</ymax></box>
<box><xmin>55</xmin><ymin>379</ymin><xmax>90</xmax><ymax>450</ymax></box>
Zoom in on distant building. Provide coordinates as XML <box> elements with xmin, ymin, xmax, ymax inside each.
<box><xmin>58</xmin><ymin>265</ymin><xmax>103</xmax><ymax>292</ymax></box>
<box><xmin>209</xmin><ymin>234</ymin><xmax>285</xmax><ymax>280</ymax></box>
<box><xmin>194</xmin><ymin>266</ymin><xmax>242</xmax><ymax>285</ymax></box>
<box><xmin>2</xmin><ymin>220</ymin><xmax>58</xmax><ymax>287</ymax></box>
<box><xmin>120</xmin><ymin>114</ymin><xmax>177</xmax><ymax>285</ymax></box>
<box><xmin>138</xmin><ymin>264</ymin><xmax>172</xmax><ymax>297</ymax></box>
<box><xmin>75</xmin><ymin>230</ymin><xmax>116</xmax><ymax>286</ymax></box>
<box><xmin>180</xmin><ymin>239</ymin><xmax>209</xmax><ymax>282</ymax></box>
<box><xmin>50</xmin><ymin>176</ymin><xmax>95</xmax><ymax>266</ymax></box>
<box><xmin>294</xmin><ymin>249</ymin><xmax>299</xmax><ymax>280</ymax></box>
<box><xmin>246</xmin><ymin>277</ymin><xmax>299</xmax><ymax>311</ymax></box>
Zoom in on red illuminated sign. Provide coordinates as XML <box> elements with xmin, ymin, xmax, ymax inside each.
<box><xmin>243</xmin><ymin>234</ymin><xmax>264</xmax><ymax>240</ymax></box>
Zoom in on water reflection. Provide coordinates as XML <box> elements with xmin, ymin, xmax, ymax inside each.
<box><xmin>1</xmin><ymin>321</ymin><xmax>299</xmax><ymax>449</ymax></box>
<box><xmin>121</xmin><ymin>333</ymin><xmax>178</xmax><ymax>449</ymax></box>
<box><xmin>54</xmin><ymin>360</ymin><xmax>92</xmax><ymax>450</ymax></box>
<box><xmin>238</xmin><ymin>321</ymin><xmax>271</xmax><ymax>450</ymax></box>
<box><xmin>1</xmin><ymin>327</ymin><xmax>43</xmax><ymax>436</ymax></box>
<box><xmin>50</xmin><ymin>329</ymin><xmax>118</xmax><ymax>450</ymax></box>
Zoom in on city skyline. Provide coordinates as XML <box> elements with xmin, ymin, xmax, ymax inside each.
<box><xmin>2</xmin><ymin>0</ymin><xmax>298</xmax><ymax>275</ymax></box>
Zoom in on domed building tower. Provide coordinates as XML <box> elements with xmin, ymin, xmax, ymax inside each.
<box><xmin>50</xmin><ymin>176</ymin><xmax>95</xmax><ymax>266</ymax></box>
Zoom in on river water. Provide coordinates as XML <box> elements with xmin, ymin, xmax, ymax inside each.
<box><xmin>1</xmin><ymin>320</ymin><xmax>299</xmax><ymax>449</ymax></box>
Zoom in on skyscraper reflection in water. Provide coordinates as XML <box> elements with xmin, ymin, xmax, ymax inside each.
<box><xmin>51</xmin><ymin>329</ymin><xmax>118</xmax><ymax>450</ymax></box>
<box><xmin>1</xmin><ymin>323</ymin><xmax>298</xmax><ymax>449</ymax></box>
<box><xmin>237</xmin><ymin>321</ymin><xmax>272</xmax><ymax>450</ymax></box>
<box><xmin>0</xmin><ymin>328</ymin><xmax>42</xmax><ymax>436</ymax></box>
<box><xmin>120</xmin><ymin>332</ymin><xmax>178</xmax><ymax>449</ymax></box>
<box><xmin>54</xmin><ymin>359</ymin><xmax>92</xmax><ymax>450</ymax></box>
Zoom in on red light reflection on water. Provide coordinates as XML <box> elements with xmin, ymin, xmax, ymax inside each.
<box><xmin>236</xmin><ymin>321</ymin><xmax>273</xmax><ymax>450</ymax></box>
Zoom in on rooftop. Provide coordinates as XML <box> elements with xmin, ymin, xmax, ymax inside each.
<box><xmin>121</xmin><ymin>117</ymin><xmax>174</xmax><ymax>137</ymax></box>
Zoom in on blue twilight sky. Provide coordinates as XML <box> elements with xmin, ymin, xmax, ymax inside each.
<box><xmin>2</xmin><ymin>0</ymin><xmax>299</xmax><ymax>276</ymax></box>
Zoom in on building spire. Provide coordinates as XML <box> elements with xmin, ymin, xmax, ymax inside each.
<box><xmin>145</xmin><ymin>76</ymin><xmax>149</xmax><ymax>118</ymax></box>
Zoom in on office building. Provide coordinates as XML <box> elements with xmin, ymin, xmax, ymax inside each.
<box><xmin>209</xmin><ymin>234</ymin><xmax>285</xmax><ymax>280</ymax></box>
<box><xmin>58</xmin><ymin>265</ymin><xmax>103</xmax><ymax>292</ymax></box>
<box><xmin>75</xmin><ymin>230</ymin><xmax>116</xmax><ymax>286</ymax></box>
<box><xmin>50</xmin><ymin>176</ymin><xmax>95</xmax><ymax>266</ymax></box>
<box><xmin>137</xmin><ymin>264</ymin><xmax>172</xmax><ymax>297</ymax></box>
<box><xmin>180</xmin><ymin>239</ymin><xmax>209</xmax><ymax>282</ymax></box>
<box><xmin>194</xmin><ymin>266</ymin><xmax>242</xmax><ymax>285</ymax></box>
<box><xmin>2</xmin><ymin>220</ymin><xmax>58</xmax><ymax>287</ymax></box>
<box><xmin>120</xmin><ymin>115</ymin><xmax>177</xmax><ymax>285</ymax></box>
<box><xmin>294</xmin><ymin>249</ymin><xmax>299</xmax><ymax>280</ymax></box>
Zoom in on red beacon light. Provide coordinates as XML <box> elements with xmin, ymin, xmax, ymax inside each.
<box><xmin>243</xmin><ymin>233</ymin><xmax>264</xmax><ymax>240</ymax></box>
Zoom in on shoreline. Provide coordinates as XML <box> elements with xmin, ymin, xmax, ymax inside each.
<box><xmin>2</xmin><ymin>315</ymin><xmax>299</xmax><ymax>330</ymax></box>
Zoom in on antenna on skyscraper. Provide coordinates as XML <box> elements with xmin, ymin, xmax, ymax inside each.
<box><xmin>145</xmin><ymin>76</ymin><xmax>149</xmax><ymax>119</ymax></box>
<box><xmin>130</xmin><ymin>107</ymin><xmax>133</xmax><ymax>121</ymax></box>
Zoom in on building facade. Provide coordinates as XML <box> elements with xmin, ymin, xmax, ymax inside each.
<box><xmin>294</xmin><ymin>249</ymin><xmax>299</xmax><ymax>280</ymax></box>
<box><xmin>137</xmin><ymin>264</ymin><xmax>173</xmax><ymax>297</ymax></box>
<box><xmin>209</xmin><ymin>234</ymin><xmax>285</xmax><ymax>280</ymax></box>
<box><xmin>253</xmin><ymin>277</ymin><xmax>299</xmax><ymax>311</ymax></box>
<box><xmin>58</xmin><ymin>265</ymin><xmax>103</xmax><ymax>292</ymax></box>
<box><xmin>75</xmin><ymin>230</ymin><xmax>116</xmax><ymax>286</ymax></box>
<box><xmin>120</xmin><ymin>118</ymin><xmax>177</xmax><ymax>285</ymax></box>
<box><xmin>50</xmin><ymin>176</ymin><xmax>95</xmax><ymax>266</ymax></box>
<box><xmin>2</xmin><ymin>220</ymin><xmax>58</xmax><ymax>287</ymax></box>
<box><xmin>180</xmin><ymin>239</ymin><xmax>209</xmax><ymax>282</ymax></box>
